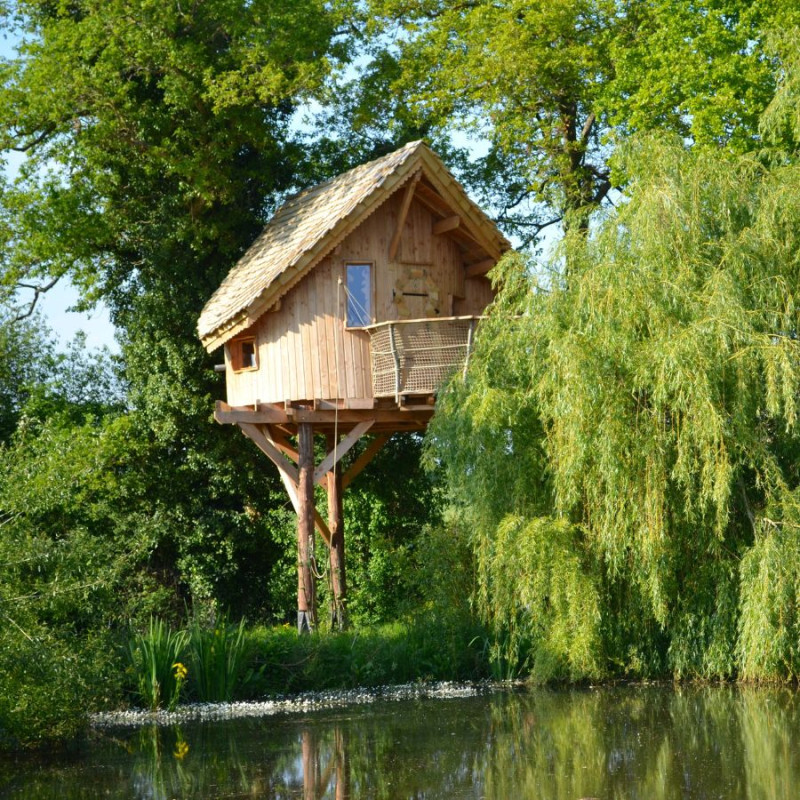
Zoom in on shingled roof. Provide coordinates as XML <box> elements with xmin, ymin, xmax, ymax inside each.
<box><xmin>198</xmin><ymin>140</ymin><xmax>508</xmax><ymax>351</ymax></box>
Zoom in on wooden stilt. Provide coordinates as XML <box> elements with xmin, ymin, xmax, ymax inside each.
<box><xmin>302</xmin><ymin>728</ymin><xmax>317</xmax><ymax>800</ymax></box>
<box><xmin>326</xmin><ymin>433</ymin><xmax>347</xmax><ymax>630</ymax></box>
<box><xmin>297</xmin><ymin>423</ymin><xmax>316</xmax><ymax>633</ymax></box>
<box><xmin>335</xmin><ymin>727</ymin><xmax>351</xmax><ymax>800</ymax></box>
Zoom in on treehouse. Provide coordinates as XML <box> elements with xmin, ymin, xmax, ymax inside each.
<box><xmin>198</xmin><ymin>141</ymin><xmax>510</xmax><ymax>630</ymax></box>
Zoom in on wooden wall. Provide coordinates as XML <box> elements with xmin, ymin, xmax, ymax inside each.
<box><xmin>224</xmin><ymin>191</ymin><xmax>496</xmax><ymax>407</ymax></box>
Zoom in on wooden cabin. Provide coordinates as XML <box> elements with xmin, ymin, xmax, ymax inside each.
<box><xmin>198</xmin><ymin>141</ymin><xmax>510</xmax><ymax>630</ymax></box>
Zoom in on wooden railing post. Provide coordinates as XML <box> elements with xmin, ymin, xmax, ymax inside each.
<box><xmin>463</xmin><ymin>317</ymin><xmax>475</xmax><ymax>379</ymax></box>
<box><xmin>388</xmin><ymin>322</ymin><xmax>401</xmax><ymax>402</ymax></box>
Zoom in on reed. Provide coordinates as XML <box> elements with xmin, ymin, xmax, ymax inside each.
<box><xmin>187</xmin><ymin>615</ymin><xmax>255</xmax><ymax>702</ymax></box>
<box><xmin>128</xmin><ymin>617</ymin><xmax>189</xmax><ymax>711</ymax></box>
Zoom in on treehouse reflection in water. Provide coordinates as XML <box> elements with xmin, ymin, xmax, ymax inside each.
<box><xmin>5</xmin><ymin>686</ymin><xmax>800</xmax><ymax>798</ymax></box>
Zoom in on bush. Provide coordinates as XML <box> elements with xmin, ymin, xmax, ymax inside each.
<box><xmin>0</xmin><ymin>620</ymin><xmax>92</xmax><ymax>749</ymax></box>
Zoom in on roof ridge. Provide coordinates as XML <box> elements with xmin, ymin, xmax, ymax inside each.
<box><xmin>273</xmin><ymin>140</ymin><xmax>425</xmax><ymax>215</ymax></box>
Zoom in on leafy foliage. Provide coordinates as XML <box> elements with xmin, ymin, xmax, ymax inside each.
<box><xmin>431</xmin><ymin>136</ymin><xmax>800</xmax><ymax>679</ymax></box>
<box><xmin>364</xmin><ymin>0</ymin><xmax>791</xmax><ymax>239</ymax></box>
<box><xmin>340</xmin><ymin>434</ymin><xmax>442</xmax><ymax>625</ymax></box>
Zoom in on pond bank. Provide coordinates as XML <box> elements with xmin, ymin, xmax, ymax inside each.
<box><xmin>91</xmin><ymin>679</ymin><xmax>517</xmax><ymax>728</ymax></box>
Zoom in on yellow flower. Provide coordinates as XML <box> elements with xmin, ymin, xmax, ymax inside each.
<box><xmin>172</xmin><ymin>662</ymin><xmax>188</xmax><ymax>681</ymax></box>
<box><xmin>174</xmin><ymin>740</ymin><xmax>190</xmax><ymax>760</ymax></box>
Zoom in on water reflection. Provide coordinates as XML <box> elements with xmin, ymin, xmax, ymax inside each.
<box><xmin>3</xmin><ymin>686</ymin><xmax>800</xmax><ymax>798</ymax></box>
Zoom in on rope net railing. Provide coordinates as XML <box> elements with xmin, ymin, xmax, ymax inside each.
<box><xmin>366</xmin><ymin>317</ymin><xmax>479</xmax><ymax>399</ymax></box>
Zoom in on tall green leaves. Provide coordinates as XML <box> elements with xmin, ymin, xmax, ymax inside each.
<box><xmin>129</xmin><ymin>618</ymin><xmax>189</xmax><ymax>711</ymax></box>
<box><xmin>431</xmin><ymin>137</ymin><xmax>800</xmax><ymax>679</ymax></box>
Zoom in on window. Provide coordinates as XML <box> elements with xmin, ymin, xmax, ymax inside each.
<box><xmin>230</xmin><ymin>337</ymin><xmax>258</xmax><ymax>371</ymax></box>
<box><xmin>346</xmin><ymin>262</ymin><xmax>373</xmax><ymax>327</ymax></box>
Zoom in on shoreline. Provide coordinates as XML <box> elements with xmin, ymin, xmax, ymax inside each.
<box><xmin>91</xmin><ymin>680</ymin><xmax>521</xmax><ymax>728</ymax></box>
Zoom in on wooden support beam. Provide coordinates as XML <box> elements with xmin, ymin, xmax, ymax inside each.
<box><xmin>314</xmin><ymin>398</ymin><xmax>375</xmax><ymax>411</ymax></box>
<box><xmin>416</xmin><ymin>200</ymin><xmax>483</xmax><ymax>250</ymax></box>
<box><xmin>268</xmin><ymin>427</ymin><xmax>299</xmax><ymax>463</ymax></box>
<box><xmin>342</xmin><ymin>433</ymin><xmax>391</xmax><ymax>489</ymax></box>
<box><xmin>297</xmin><ymin>423</ymin><xmax>317</xmax><ymax>633</ymax></box>
<box><xmin>314</xmin><ymin>420</ymin><xmax>373</xmax><ymax>484</ymax></box>
<box><xmin>433</xmin><ymin>214</ymin><xmax>461</xmax><ymax>235</ymax></box>
<box><xmin>388</xmin><ymin>172</ymin><xmax>421</xmax><ymax>261</ymax></box>
<box><xmin>292</xmin><ymin>408</ymin><xmax>433</xmax><ymax>425</ymax></box>
<box><xmin>219</xmin><ymin>402</ymin><xmax>434</xmax><ymax>430</ymax></box>
<box><xmin>240</xmin><ymin>423</ymin><xmax>331</xmax><ymax>545</ymax></box>
<box><xmin>215</xmin><ymin>400</ymin><xmax>288</xmax><ymax>425</ymax></box>
<box><xmin>466</xmin><ymin>258</ymin><xmax>496</xmax><ymax>278</ymax></box>
<box><xmin>415</xmin><ymin>181</ymin><xmax>452</xmax><ymax>215</ymax></box>
<box><xmin>239</xmin><ymin>423</ymin><xmax>298</xmax><ymax>483</ymax></box>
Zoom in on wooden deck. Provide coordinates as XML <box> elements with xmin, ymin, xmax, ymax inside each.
<box><xmin>214</xmin><ymin>398</ymin><xmax>436</xmax><ymax>436</ymax></box>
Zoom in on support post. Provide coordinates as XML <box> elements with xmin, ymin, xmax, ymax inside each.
<box><xmin>335</xmin><ymin>727</ymin><xmax>351</xmax><ymax>800</ymax></box>
<box><xmin>302</xmin><ymin>728</ymin><xmax>318</xmax><ymax>800</ymax></box>
<box><xmin>297</xmin><ymin>423</ymin><xmax>316</xmax><ymax>633</ymax></box>
<box><xmin>326</xmin><ymin>433</ymin><xmax>347</xmax><ymax>630</ymax></box>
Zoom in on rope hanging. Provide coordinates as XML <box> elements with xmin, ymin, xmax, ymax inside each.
<box><xmin>341</xmin><ymin>278</ymin><xmax>370</xmax><ymax>329</ymax></box>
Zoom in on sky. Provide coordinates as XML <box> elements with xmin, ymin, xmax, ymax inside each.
<box><xmin>37</xmin><ymin>282</ymin><xmax>118</xmax><ymax>352</ymax></box>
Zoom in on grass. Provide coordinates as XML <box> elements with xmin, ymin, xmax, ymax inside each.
<box><xmin>124</xmin><ymin>612</ymin><xmax>492</xmax><ymax>707</ymax></box>
<box><xmin>245</xmin><ymin>614</ymin><xmax>491</xmax><ymax>697</ymax></box>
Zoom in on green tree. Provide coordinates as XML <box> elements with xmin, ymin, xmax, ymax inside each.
<box><xmin>365</xmin><ymin>0</ymin><xmax>790</xmax><ymax>241</ymax></box>
<box><xmin>0</xmin><ymin>0</ymin><xmax>351</xmax><ymax>614</ymax></box>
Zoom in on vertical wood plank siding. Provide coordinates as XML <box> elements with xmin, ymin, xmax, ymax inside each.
<box><xmin>225</xmin><ymin>193</ymin><xmax>495</xmax><ymax>406</ymax></box>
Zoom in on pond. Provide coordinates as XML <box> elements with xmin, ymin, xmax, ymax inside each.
<box><xmin>2</xmin><ymin>684</ymin><xmax>800</xmax><ymax>798</ymax></box>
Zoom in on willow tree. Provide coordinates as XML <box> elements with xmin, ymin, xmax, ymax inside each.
<box><xmin>430</xmin><ymin>132</ymin><xmax>800</xmax><ymax>680</ymax></box>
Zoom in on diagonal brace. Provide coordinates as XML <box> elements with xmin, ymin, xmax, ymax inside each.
<box><xmin>239</xmin><ymin>423</ymin><xmax>331</xmax><ymax>546</ymax></box>
<box><xmin>314</xmin><ymin>421</ymin><xmax>373</xmax><ymax>485</ymax></box>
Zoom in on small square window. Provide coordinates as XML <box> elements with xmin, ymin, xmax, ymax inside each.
<box><xmin>346</xmin><ymin>263</ymin><xmax>373</xmax><ymax>327</ymax></box>
<box><xmin>231</xmin><ymin>337</ymin><xmax>258</xmax><ymax>371</ymax></box>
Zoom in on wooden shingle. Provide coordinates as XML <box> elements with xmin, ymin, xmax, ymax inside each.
<box><xmin>198</xmin><ymin>141</ymin><xmax>508</xmax><ymax>351</ymax></box>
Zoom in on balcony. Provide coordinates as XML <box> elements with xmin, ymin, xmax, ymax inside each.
<box><xmin>366</xmin><ymin>316</ymin><xmax>480</xmax><ymax>401</ymax></box>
